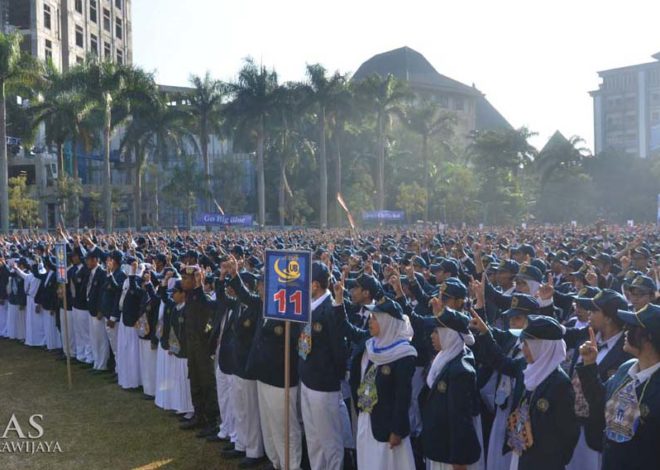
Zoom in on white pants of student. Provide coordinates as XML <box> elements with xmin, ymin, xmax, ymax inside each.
<box><xmin>105</xmin><ymin>321</ymin><xmax>119</xmax><ymax>357</ymax></box>
<box><xmin>43</xmin><ymin>310</ymin><xmax>62</xmax><ymax>350</ymax></box>
<box><xmin>565</xmin><ymin>427</ymin><xmax>601</xmax><ymax>470</ymax></box>
<box><xmin>89</xmin><ymin>316</ymin><xmax>110</xmax><ymax>370</ymax></box>
<box><xmin>139</xmin><ymin>339</ymin><xmax>157</xmax><ymax>397</ymax></box>
<box><xmin>24</xmin><ymin>296</ymin><xmax>45</xmax><ymax>346</ymax></box>
<box><xmin>426</xmin><ymin>416</ymin><xmax>485</xmax><ymax>470</ymax></box>
<box><xmin>59</xmin><ymin>309</ymin><xmax>76</xmax><ymax>358</ymax></box>
<box><xmin>356</xmin><ymin>411</ymin><xmax>415</xmax><ymax>470</ymax></box>
<box><xmin>0</xmin><ymin>302</ymin><xmax>7</xmax><ymax>337</ymax></box>
<box><xmin>72</xmin><ymin>307</ymin><xmax>93</xmax><ymax>363</ymax></box>
<box><xmin>171</xmin><ymin>355</ymin><xmax>194</xmax><ymax>414</ymax></box>
<box><xmin>300</xmin><ymin>383</ymin><xmax>345</xmax><ymax>470</ymax></box>
<box><xmin>214</xmin><ymin>343</ymin><xmax>236</xmax><ymax>442</ymax></box>
<box><xmin>487</xmin><ymin>401</ymin><xmax>514</xmax><ymax>470</ymax></box>
<box><xmin>409</xmin><ymin>366</ymin><xmax>424</xmax><ymax>437</ymax></box>
<box><xmin>155</xmin><ymin>344</ymin><xmax>178</xmax><ymax>410</ymax></box>
<box><xmin>117</xmin><ymin>321</ymin><xmax>142</xmax><ymax>389</ymax></box>
<box><xmin>258</xmin><ymin>381</ymin><xmax>302</xmax><ymax>470</ymax></box>
<box><xmin>6</xmin><ymin>304</ymin><xmax>26</xmax><ymax>340</ymax></box>
<box><xmin>231</xmin><ymin>376</ymin><xmax>264</xmax><ymax>458</ymax></box>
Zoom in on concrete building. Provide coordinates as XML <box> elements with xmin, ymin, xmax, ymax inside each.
<box><xmin>2</xmin><ymin>0</ymin><xmax>132</xmax><ymax>70</ymax></box>
<box><xmin>590</xmin><ymin>52</ymin><xmax>660</xmax><ymax>158</ymax></box>
<box><xmin>353</xmin><ymin>46</ymin><xmax>512</xmax><ymax>150</ymax></box>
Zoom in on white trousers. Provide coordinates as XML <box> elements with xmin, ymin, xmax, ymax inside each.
<box><xmin>215</xmin><ymin>367</ymin><xmax>236</xmax><ymax>442</ymax></box>
<box><xmin>59</xmin><ymin>309</ymin><xmax>76</xmax><ymax>358</ymax></box>
<box><xmin>6</xmin><ymin>303</ymin><xmax>26</xmax><ymax>340</ymax></box>
<box><xmin>117</xmin><ymin>322</ymin><xmax>141</xmax><ymax>389</ymax></box>
<box><xmin>25</xmin><ymin>296</ymin><xmax>45</xmax><ymax>346</ymax></box>
<box><xmin>155</xmin><ymin>344</ymin><xmax>176</xmax><ymax>410</ymax></box>
<box><xmin>139</xmin><ymin>339</ymin><xmax>158</xmax><ymax>397</ymax></box>
<box><xmin>258</xmin><ymin>381</ymin><xmax>302</xmax><ymax>470</ymax></box>
<box><xmin>105</xmin><ymin>321</ymin><xmax>118</xmax><ymax>356</ymax></box>
<box><xmin>172</xmin><ymin>355</ymin><xmax>194</xmax><ymax>414</ymax></box>
<box><xmin>356</xmin><ymin>411</ymin><xmax>415</xmax><ymax>470</ymax></box>
<box><xmin>566</xmin><ymin>426</ymin><xmax>601</xmax><ymax>470</ymax></box>
<box><xmin>72</xmin><ymin>308</ymin><xmax>93</xmax><ymax>363</ymax></box>
<box><xmin>43</xmin><ymin>310</ymin><xmax>62</xmax><ymax>350</ymax></box>
<box><xmin>0</xmin><ymin>302</ymin><xmax>7</xmax><ymax>337</ymax></box>
<box><xmin>232</xmin><ymin>376</ymin><xmax>264</xmax><ymax>458</ymax></box>
<box><xmin>89</xmin><ymin>315</ymin><xmax>109</xmax><ymax>370</ymax></box>
<box><xmin>300</xmin><ymin>383</ymin><xmax>344</xmax><ymax>470</ymax></box>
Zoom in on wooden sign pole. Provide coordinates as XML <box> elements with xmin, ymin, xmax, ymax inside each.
<box><xmin>61</xmin><ymin>287</ymin><xmax>73</xmax><ymax>389</ymax></box>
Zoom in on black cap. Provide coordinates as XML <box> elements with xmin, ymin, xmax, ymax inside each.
<box><xmin>497</xmin><ymin>259</ymin><xmax>520</xmax><ymax>274</ymax></box>
<box><xmin>311</xmin><ymin>261</ymin><xmax>329</xmax><ymax>284</ymax></box>
<box><xmin>355</xmin><ymin>273</ymin><xmax>383</xmax><ymax>300</ymax></box>
<box><xmin>231</xmin><ymin>245</ymin><xmax>245</xmax><ymax>257</ymax></box>
<box><xmin>412</xmin><ymin>256</ymin><xmax>427</xmax><ymax>269</ymax></box>
<box><xmin>521</xmin><ymin>315</ymin><xmax>564</xmax><ymax>340</ymax></box>
<box><xmin>422</xmin><ymin>307</ymin><xmax>470</xmax><ymax>334</ymax></box>
<box><xmin>590</xmin><ymin>289</ymin><xmax>629</xmax><ymax>318</ymax></box>
<box><xmin>438</xmin><ymin>278</ymin><xmax>467</xmax><ymax>299</ymax></box>
<box><xmin>365</xmin><ymin>298</ymin><xmax>404</xmax><ymax>320</ymax></box>
<box><xmin>185</xmin><ymin>250</ymin><xmax>199</xmax><ymax>261</ymax></box>
<box><xmin>108</xmin><ymin>250</ymin><xmax>123</xmax><ymax>265</ymax></box>
<box><xmin>629</xmin><ymin>275</ymin><xmax>656</xmax><ymax>294</ymax></box>
<box><xmin>633</xmin><ymin>247</ymin><xmax>651</xmax><ymax>259</ymax></box>
<box><xmin>440</xmin><ymin>259</ymin><xmax>459</xmax><ymax>276</ymax></box>
<box><xmin>502</xmin><ymin>294</ymin><xmax>540</xmax><ymax>317</ymax></box>
<box><xmin>617</xmin><ymin>303</ymin><xmax>660</xmax><ymax>338</ymax></box>
<box><xmin>516</xmin><ymin>264</ymin><xmax>543</xmax><ymax>283</ymax></box>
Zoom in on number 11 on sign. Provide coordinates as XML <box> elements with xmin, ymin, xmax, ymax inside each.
<box><xmin>273</xmin><ymin>289</ymin><xmax>303</xmax><ymax>315</ymax></box>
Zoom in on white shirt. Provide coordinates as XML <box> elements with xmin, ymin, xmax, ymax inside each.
<box><xmin>627</xmin><ymin>361</ymin><xmax>660</xmax><ymax>387</ymax></box>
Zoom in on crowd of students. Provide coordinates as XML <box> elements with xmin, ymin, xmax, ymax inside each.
<box><xmin>0</xmin><ymin>225</ymin><xmax>658</xmax><ymax>470</ymax></box>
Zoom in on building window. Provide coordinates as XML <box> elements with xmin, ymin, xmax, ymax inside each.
<box><xmin>104</xmin><ymin>41</ymin><xmax>111</xmax><ymax>59</ymax></box>
<box><xmin>90</xmin><ymin>34</ymin><xmax>98</xmax><ymax>55</ymax></box>
<box><xmin>75</xmin><ymin>25</ymin><xmax>84</xmax><ymax>48</ymax></box>
<box><xmin>75</xmin><ymin>0</ymin><xmax>83</xmax><ymax>14</ymax></box>
<box><xmin>90</xmin><ymin>0</ymin><xmax>97</xmax><ymax>23</ymax></box>
<box><xmin>453</xmin><ymin>97</ymin><xmax>464</xmax><ymax>111</ymax></box>
<box><xmin>116</xmin><ymin>49</ymin><xmax>123</xmax><ymax>65</ymax></box>
<box><xmin>103</xmin><ymin>8</ymin><xmax>111</xmax><ymax>31</ymax></box>
<box><xmin>115</xmin><ymin>18</ymin><xmax>122</xmax><ymax>40</ymax></box>
<box><xmin>115</xmin><ymin>0</ymin><xmax>122</xmax><ymax>9</ymax></box>
<box><xmin>44</xmin><ymin>4</ymin><xmax>52</xmax><ymax>30</ymax></box>
<box><xmin>45</xmin><ymin>39</ymin><xmax>53</xmax><ymax>61</ymax></box>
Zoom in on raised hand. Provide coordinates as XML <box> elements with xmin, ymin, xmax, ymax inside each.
<box><xmin>579</xmin><ymin>327</ymin><xmax>598</xmax><ymax>365</ymax></box>
<box><xmin>430</xmin><ymin>296</ymin><xmax>443</xmax><ymax>316</ymax></box>
<box><xmin>537</xmin><ymin>274</ymin><xmax>554</xmax><ymax>301</ymax></box>
<box><xmin>585</xmin><ymin>270</ymin><xmax>598</xmax><ymax>287</ymax></box>
<box><xmin>469</xmin><ymin>308</ymin><xmax>488</xmax><ymax>335</ymax></box>
<box><xmin>333</xmin><ymin>277</ymin><xmax>345</xmax><ymax>304</ymax></box>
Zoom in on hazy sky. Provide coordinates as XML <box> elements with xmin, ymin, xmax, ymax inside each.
<box><xmin>133</xmin><ymin>0</ymin><xmax>660</xmax><ymax>151</ymax></box>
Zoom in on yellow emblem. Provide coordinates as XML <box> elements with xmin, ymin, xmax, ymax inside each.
<box><xmin>313</xmin><ymin>322</ymin><xmax>323</xmax><ymax>333</ymax></box>
<box><xmin>640</xmin><ymin>403</ymin><xmax>650</xmax><ymax>418</ymax></box>
<box><xmin>536</xmin><ymin>399</ymin><xmax>549</xmax><ymax>412</ymax></box>
<box><xmin>381</xmin><ymin>365</ymin><xmax>391</xmax><ymax>376</ymax></box>
<box><xmin>274</xmin><ymin>257</ymin><xmax>301</xmax><ymax>283</ymax></box>
<box><xmin>511</xmin><ymin>297</ymin><xmax>519</xmax><ymax>308</ymax></box>
<box><xmin>243</xmin><ymin>319</ymin><xmax>252</xmax><ymax>328</ymax></box>
<box><xmin>437</xmin><ymin>381</ymin><xmax>447</xmax><ymax>393</ymax></box>
<box><xmin>594</xmin><ymin>291</ymin><xmax>603</xmax><ymax>300</ymax></box>
<box><xmin>579</xmin><ymin>288</ymin><xmax>587</xmax><ymax>296</ymax></box>
<box><xmin>274</xmin><ymin>325</ymin><xmax>284</xmax><ymax>336</ymax></box>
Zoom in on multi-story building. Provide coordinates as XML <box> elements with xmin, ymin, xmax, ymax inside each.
<box><xmin>2</xmin><ymin>0</ymin><xmax>132</xmax><ymax>70</ymax></box>
<box><xmin>353</xmin><ymin>46</ymin><xmax>512</xmax><ymax>150</ymax></box>
<box><xmin>590</xmin><ymin>52</ymin><xmax>660</xmax><ymax>158</ymax></box>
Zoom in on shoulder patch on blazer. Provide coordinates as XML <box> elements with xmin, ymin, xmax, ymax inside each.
<box><xmin>640</xmin><ymin>403</ymin><xmax>650</xmax><ymax>418</ymax></box>
<box><xmin>243</xmin><ymin>319</ymin><xmax>252</xmax><ymax>328</ymax></box>
<box><xmin>380</xmin><ymin>365</ymin><xmax>391</xmax><ymax>376</ymax></box>
<box><xmin>274</xmin><ymin>325</ymin><xmax>284</xmax><ymax>336</ymax></box>
<box><xmin>536</xmin><ymin>398</ymin><xmax>549</xmax><ymax>412</ymax></box>
<box><xmin>437</xmin><ymin>380</ymin><xmax>447</xmax><ymax>393</ymax></box>
<box><xmin>313</xmin><ymin>322</ymin><xmax>323</xmax><ymax>333</ymax></box>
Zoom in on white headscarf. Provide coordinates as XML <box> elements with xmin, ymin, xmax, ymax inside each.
<box><xmin>426</xmin><ymin>327</ymin><xmax>475</xmax><ymax>388</ymax></box>
<box><xmin>523</xmin><ymin>338</ymin><xmax>567</xmax><ymax>391</ymax></box>
<box><xmin>365</xmin><ymin>313</ymin><xmax>417</xmax><ymax>366</ymax></box>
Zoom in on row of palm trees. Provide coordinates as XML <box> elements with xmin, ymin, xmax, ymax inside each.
<box><xmin>1</xmin><ymin>31</ymin><xmax>460</xmax><ymax>231</ymax></box>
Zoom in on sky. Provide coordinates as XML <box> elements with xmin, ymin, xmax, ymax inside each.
<box><xmin>132</xmin><ymin>0</ymin><xmax>660</xmax><ymax>151</ymax></box>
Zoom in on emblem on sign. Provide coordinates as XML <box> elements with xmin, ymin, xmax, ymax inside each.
<box><xmin>274</xmin><ymin>258</ymin><xmax>301</xmax><ymax>283</ymax></box>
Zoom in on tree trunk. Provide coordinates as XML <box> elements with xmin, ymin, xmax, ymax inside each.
<box><xmin>202</xmin><ymin>124</ymin><xmax>212</xmax><ymax>212</ymax></box>
<box><xmin>319</xmin><ymin>107</ymin><xmax>327</xmax><ymax>228</ymax></box>
<box><xmin>0</xmin><ymin>81</ymin><xmax>9</xmax><ymax>232</ymax></box>
<box><xmin>72</xmin><ymin>137</ymin><xmax>80</xmax><ymax>229</ymax></box>
<box><xmin>57</xmin><ymin>141</ymin><xmax>66</xmax><ymax>225</ymax></box>
<box><xmin>256</xmin><ymin>116</ymin><xmax>266</xmax><ymax>227</ymax></box>
<box><xmin>103</xmin><ymin>94</ymin><xmax>113</xmax><ymax>232</ymax></box>
<box><xmin>133</xmin><ymin>145</ymin><xmax>143</xmax><ymax>230</ymax></box>
<box><xmin>278</xmin><ymin>163</ymin><xmax>286</xmax><ymax>227</ymax></box>
<box><xmin>422</xmin><ymin>134</ymin><xmax>429</xmax><ymax>222</ymax></box>
<box><xmin>154</xmin><ymin>168</ymin><xmax>160</xmax><ymax>229</ymax></box>
<box><xmin>334</xmin><ymin>131</ymin><xmax>342</xmax><ymax>227</ymax></box>
<box><xmin>377</xmin><ymin>113</ymin><xmax>385</xmax><ymax>211</ymax></box>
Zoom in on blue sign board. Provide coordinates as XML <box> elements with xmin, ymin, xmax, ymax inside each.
<box><xmin>55</xmin><ymin>243</ymin><xmax>68</xmax><ymax>283</ymax></box>
<box><xmin>362</xmin><ymin>210</ymin><xmax>405</xmax><ymax>221</ymax></box>
<box><xmin>196</xmin><ymin>213</ymin><xmax>254</xmax><ymax>226</ymax></box>
<box><xmin>263</xmin><ymin>250</ymin><xmax>312</xmax><ymax>324</ymax></box>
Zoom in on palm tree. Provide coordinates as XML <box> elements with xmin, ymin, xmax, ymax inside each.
<box><xmin>0</xmin><ymin>32</ymin><xmax>43</xmax><ymax>232</ymax></box>
<box><xmin>354</xmin><ymin>74</ymin><xmax>409</xmax><ymax>211</ymax></box>
<box><xmin>535</xmin><ymin>132</ymin><xmax>590</xmax><ymax>192</ymax></box>
<box><xmin>187</xmin><ymin>73</ymin><xmax>225</xmax><ymax>211</ymax></box>
<box><xmin>224</xmin><ymin>59</ymin><xmax>279</xmax><ymax>226</ymax></box>
<box><xmin>398</xmin><ymin>102</ymin><xmax>455</xmax><ymax>221</ymax></box>
<box><xmin>303</xmin><ymin>64</ymin><xmax>347</xmax><ymax>228</ymax></box>
<box><xmin>64</xmin><ymin>59</ymin><xmax>155</xmax><ymax>231</ymax></box>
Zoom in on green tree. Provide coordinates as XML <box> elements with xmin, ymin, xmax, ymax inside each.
<box><xmin>225</xmin><ymin>59</ymin><xmax>279</xmax><ymax>226</ymax></box>
<box><xmin>396</xmin><ymin>181</ymin><xmax>426</xmax><ymax>223</ymax></box>
<box><xmin>161</xmin><ymin>155</ymin><xmax>202</xmax><ymax>228</ymax></box>
<box><xmin>8</xmin><ymin>174</ymin><xmax>40</xmax><ymax>228</ymax></box>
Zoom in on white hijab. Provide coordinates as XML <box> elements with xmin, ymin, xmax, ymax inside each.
<box><xmin>365</xmin><ymin>313</ymin><xmax>417</xmax><ymax>366</ymax></box>
<box><xmin>426</xmin><ymin>327</ymin><xmax>475</xmax><ymax>388</ymax></box>
<box><xmin>523</xmin><ymin>338</ymin><xmax>567</xmax><ymax>391</ymax></box>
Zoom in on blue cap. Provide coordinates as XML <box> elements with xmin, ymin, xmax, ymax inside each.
<box><xmin>438</xmin><ymin>277</ymin><xmax>467</xmax><ymax>299</ymax></box>
<box><xmin>617</xmin><ymin>303</ymin><xmax>660</xmax><ymax>337</ymax></box>
<box><xmin>590</xmin><ymin>289</ymin><xmax>629</xmax><ymax>318</ymax></box>
<box><xmin>366</xmin><ymin>298</ymin><xmax>404</xmax><ymax>320</ymax></box>
<box><xmin>521</xmin><ymin>315</ymin><xmax>564</xmax><ymax>340</ymax></box>
<box><xmin>421</xmin><ymin>307</ymin><xmax>470</xmax><ymax>334</ymax></box>
<box><xmin>440</xmin><ymin>259</ymin><xmax>459</xmax><ymax>276</ymax></box>
<box><xmin>629</xmin><ymin>275</ymin><xmax>656</xmax><ymax>293</ymax></box>
<box><xmin>516</xmin><ymin>264</ymin><xmax>544</xmax><ymax>283</ymax></box>
<box><xmin>497</xmin><ymin>259</ymin><xmax>520</xmax><ymax>274</ymax></box>
<box><xmin>502</xmin><ymin>293</ymin><xmax>540</xmax><ymax>317</ymax></box>
<box><xmin>311</xmin><ymin>261</ymin><xmax>329</xmax><ymax>284</ymax></box>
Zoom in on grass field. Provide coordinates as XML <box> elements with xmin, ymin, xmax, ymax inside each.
<box><xmin>0</xmin><ymin>338</ymin><xmax>248</xmax><ymax>470</ymax></box>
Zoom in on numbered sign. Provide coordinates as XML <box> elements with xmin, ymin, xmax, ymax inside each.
<box><xmin>55</xmin><ymin>243</ymin><xmax>68</xmax><ymax>284</ymax></box>
<box><xmin>264</xmin><ymin>250</ymin><xmax>312</xmax><ymax>324</ymax></box>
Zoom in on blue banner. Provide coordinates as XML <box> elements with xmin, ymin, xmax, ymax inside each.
<box><xmin>196</xmin><ymin>213</ymin><xmax>254</xmax><ymax>226</ymax></box>
<box><xmin>362</xmin><ymin>210</ymin><xmax>405</xmax><ymax>221</ymax></box>
<box><xmin>263</xmin><ymin>250</ymin><xmax>312</xmax><ymax>324</ymax></box>
<box><xmin>55</xmin><ymin>243</ymin><xmax>68</xmax><ymax>283</ymax></box>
